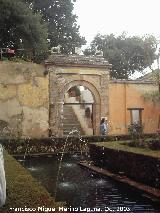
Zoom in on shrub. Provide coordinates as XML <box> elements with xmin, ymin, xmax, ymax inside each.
<box><xmin>128</xmin><ymin>122</ymin><xmax>143</xmax><ymax>141</ymax></box>
<box><xmin>144</xmin><ymin>91</ymin><xmax>160</xmax><ymax>103</ymax></box>
<box><xmin>148</xmin><ymin>139</ymin><xmax>160</xmax><ymax>150</ymax></box>
<box><xmin>1</xmin><ymin>152</ymin><xmax>60</xmax><ymax>212</ymax></box>
<box><xmin>156</xmin><ymin>129</ymin><xmax>160</xmax><ymax>138</ymax></box>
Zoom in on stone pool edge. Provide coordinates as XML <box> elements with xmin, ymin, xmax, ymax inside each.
<box><xmin>86</xmin><ymin>142</ymin><xmax>160</xmax><ymax>202</ymax></box>
<box><xmin>79</xmin><ymin>161</ymin><xmax>160</xmax><ymax>201</ymax></box>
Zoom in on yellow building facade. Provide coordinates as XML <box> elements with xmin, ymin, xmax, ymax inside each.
<box><xmin>109</xmin><ymin>80</ymin><xmax>159</xmax><ymax>135</ymax></box>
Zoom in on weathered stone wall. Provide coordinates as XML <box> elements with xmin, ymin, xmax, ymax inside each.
<box><xmin>0</xmin><ymin>62</ymin><xmax>49</xmax><ymax>139</ymax></box>
<box><xmin>49</xmin><ymin>66</ymin><xmax>110</xmax><ymax>136</ymax></box>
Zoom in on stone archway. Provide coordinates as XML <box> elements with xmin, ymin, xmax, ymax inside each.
<box><xmin>46</xmin><ymin>54</ymin><xmax>111</xmax><ymax>136</ymax></box>
<box><xmin>62</xmin><ymin>80</ymin><xmax>101</xmax><ymax>135</ymax></box>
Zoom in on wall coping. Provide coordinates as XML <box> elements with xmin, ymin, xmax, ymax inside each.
<box><xmin>110</xmin><ymin>79</ymin><xmax>155</xmax><ymax>84</ymax></box>
<box><xmin>45</xmin><ymin>54</ymin><xmax>112</xmax><ymax>69</ymax></box>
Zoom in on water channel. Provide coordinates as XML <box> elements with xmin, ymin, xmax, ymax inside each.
<box><xmin>17</xmin><ymin>154</ymin><xmax>159</xmax><ymax>213</ymax></box>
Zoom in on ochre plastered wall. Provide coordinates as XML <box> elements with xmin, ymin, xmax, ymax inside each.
<box><xmin>109</xmin><ymin>82</ymin><xmax>160</xmax><ymax>135</ymax></box>
<box><xmin>0</xmin><ymin>62</ymin><xmax>49</xmax><ymax>139</ymax></box>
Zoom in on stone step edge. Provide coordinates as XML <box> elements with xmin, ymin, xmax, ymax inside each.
<box><xmin>78</xmin><ymin>161</ymin><xmax>160</xmax><ymax>201</ymax></box>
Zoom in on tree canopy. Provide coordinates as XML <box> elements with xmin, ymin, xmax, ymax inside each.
<box><xmin>0</xmin><ymin>0</ymin><xmax>86</xmax><ymax>62</ymax></box>
<box><xmin>0</xmin><ymin>0</ymin><xmax>48</xmax><ymax>56</ymax></box>
<box><xmin>84</xmin><ymin>33</ymin><xmax>158</xmax><ymax>79</ymax></box>
<box><xmin>24</xmin><ymin>0</ymin><xmax>86</xmax><ymax>53</ymax></box>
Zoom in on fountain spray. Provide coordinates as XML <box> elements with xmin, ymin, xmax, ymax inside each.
<box><xmin>54</xmin><ymin>128</ymin><xmax>87</xmax><ymax>200</ymax></box>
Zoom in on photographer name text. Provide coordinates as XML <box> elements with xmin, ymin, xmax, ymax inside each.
<box><xmin>10</xmin><ymin>206</ymin><xmax>131</xmax><ymax>212</ymax></box>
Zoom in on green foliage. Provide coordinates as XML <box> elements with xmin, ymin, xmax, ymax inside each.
<box><xmin>0</xmin><ymin>0</ymin><xmax>86</xmax><ymax>62</ymax></box>
<box><xmin>0</xmin><ymin>0</ymin><xmax>48</xmax><ymax>59</ymax></box>
<box><xmin>73</xmin><ymin>86</ymin><xmax>81</xmax><ymax>96</ymax></box>
<box><xmin>148</xmin><ymin>139</ymin><xmax>160</xmax><ymax>150</ymax></box>
<box><xmin>84</xmin><ymin>33</ymin><xmax>157</xmax><ymax>79</ymax></box>
<box><xmin>157</xmin><ymin>128</ymin><xmax>160</xmax><ymax>135</ymax></box>
<box><xmin>24</xmin><ymin>0</ymin><xmax>86</xmax><ymax>54</ymax></box>
<box><xmin>143</xmin><ymin>69</ymin><xmax>160</xmax><ymax>102</ymax></box>
<box><xmin>144</xmin><ymin>90</ymin><xmax>160</xmax><ymax>103</ymax></box>
<box><xmin>124</xmin><ymin>139</ymin><xmax>160</xmax><ymax>151</ymax></box>
<box><xmin>97</xmin><ymin>141</ymin><xmax>160</xmax><ymax>157</ymax></box>
<box><xmin>2</xmin><ymin>152</ymin><xmax>59</xmax><ymax>212</ymax></box>
<box><xmin>128</xmin><ymin>122</ymin><xmax>143</xmax><ymax>141</ymax></box>
<box><xmin>8</xmin><ymin>56</ymin><xmax>28</xmax><ymax>62</ymax></box>
<box><xmin>127</xmin><ymin>123</ymin><xmax>160</xmax><ymax>151</ymax></box>
<box><xmin>153</xmin><ymin>69</ymin><xmax>160</xmax><ymax>93</ymax></box>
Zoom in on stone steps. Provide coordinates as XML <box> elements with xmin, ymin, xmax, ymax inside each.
<box><xmin>63</xmin><ymin>105</ymin><xmax>84</xmax><ymax>135</ymax></box>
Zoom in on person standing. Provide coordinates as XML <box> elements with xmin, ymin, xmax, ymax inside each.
<box><xmin>100</xmin><ymin>118</ymin><xmax>107</xmax><ymax>135</ymax></box>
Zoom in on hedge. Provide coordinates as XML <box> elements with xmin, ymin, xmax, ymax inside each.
<box><xmin>0</xmin><ymin>152</ymin><xmax>63</xmax><ymax>213</ymax></box>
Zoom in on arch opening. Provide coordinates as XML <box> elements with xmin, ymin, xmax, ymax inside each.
<box><xmin>63</xmin><ymin>85</ymin><xmax>96</xmax><ymax>136</ymax></box>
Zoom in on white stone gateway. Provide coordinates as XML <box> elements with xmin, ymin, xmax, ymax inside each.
<box><xmin>0</xmin><ymin>144</ymin><xmax>6</xmax><ymax>207</ymax></box>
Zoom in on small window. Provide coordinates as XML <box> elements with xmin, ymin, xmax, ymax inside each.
<box><xmin>127</xmin><ymin>108</ymin><xmax>144</xmax><ymax>124</ymax></box>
